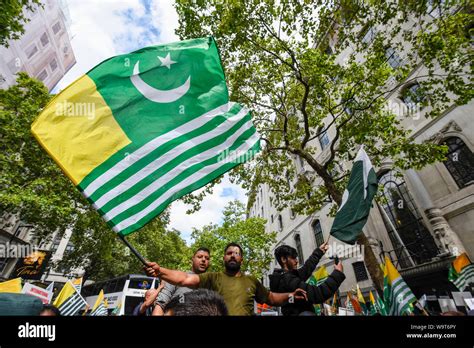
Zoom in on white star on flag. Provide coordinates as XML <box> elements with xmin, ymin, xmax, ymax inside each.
<box><xmin>158</xmin><ymin>53</ymin><xmax>176</xmax><ymax>69</ymax></box>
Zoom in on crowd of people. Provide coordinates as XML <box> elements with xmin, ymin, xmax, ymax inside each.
<box><xmin>137</xmin><ymin>241</ymin><xmax>345</xmax><ymax>316</ymax></box>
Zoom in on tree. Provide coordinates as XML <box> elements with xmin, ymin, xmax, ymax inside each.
<box><xmin>175</xmin><ymin>0</ymin><xmax>473</xmax><ymax>290</ymax></box>
<box><xmin>56</xmin><ymin>209</ymin><xmax>191</xmax><ymax>282</ymax></box>
<box><xmin>1</xmin><ymin>0</ymin><xmax>42</xmax><ymax>47</ymax></box>
<box><xmin>190</xmin><ymin>200</ymin><xmax>277</xmax><ymax>279</ymax></box>
<box><xmin>0</xmin><ymin>73</ymin><xmax>87</xmax><ymax>241</ymax></box>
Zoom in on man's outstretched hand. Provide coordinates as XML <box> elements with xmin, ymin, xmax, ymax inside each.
<box><xmin>290</xmin><ymin>288</ymin><xmax>308</xmax><ymax>301</ymax></box>
<box><xmin>144</xmin><ymin>261</ymin><xmax>160</xmax><ymax>277</ymax></box>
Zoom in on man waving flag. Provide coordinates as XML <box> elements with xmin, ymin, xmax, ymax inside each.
<box><xmin>32</xmin><ymin>37</ymin><xmax>260</xmax><ymax>236</ymax></box>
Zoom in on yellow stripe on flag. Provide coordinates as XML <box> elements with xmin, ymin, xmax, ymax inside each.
<box><xmin>453</xmin><ymin>252</ymin><xmax>471</xmax><ymax>273</ymax></box>
<box><xmin>72</xmin><ymin>277</ymin><xmax>82</xmax><ymax>286</ymax></box>
<box><xmin>315</xmin><ymin>265</ymin><xmax>329</xmax><ymax>280</ymax></box>
<box><xmin>357</xmin><ymin>284</ymin><xmax>366</xmax><ymax>305</ymax></box>
<box><xmin>384</xmin><ymin>255</ymin><xmax>401</xmax><ymax>286</ymax></box>
<box><xmin>31</xmin><ymin>75</ymin><xmax>131</xmax><ymax>185</ymax></box>
<box><xmin>53</xmin><ymin>281</ymin><xmax>76</xmax><ymax>307</ymax></box>
<box><xmin>369</xmin><ymin>290</ymin><xmax>376</xmax><ymax>306</ymax></box>
<box><xmin>92</xmin><ymin>289</ymin><xmax>104</xmax><ymax>312</ymax></box>
<box><xmin>0</xmin><ymin>278</ymin><xmax>22</xmax><ymax>293</ymax></box>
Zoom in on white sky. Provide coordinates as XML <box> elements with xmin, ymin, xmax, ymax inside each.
<box><xmin>55</xmin><ymin>0</ymin><xmax>248</xmax><ymax>243</ymax></box>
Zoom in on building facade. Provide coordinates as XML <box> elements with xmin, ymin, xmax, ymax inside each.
<box><xmin>0</xmin><ymin>0</ymin><xmax>76</xmax><ymax>92</ymax></box>
<box><xmin>248</xmin><ymin>8</ymin><xmax>473</xmax><ymax>310</ymax></box>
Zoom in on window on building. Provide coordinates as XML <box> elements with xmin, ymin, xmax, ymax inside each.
<box><xmin>51</xmin><ymin>234</ymin><xmax>62</xmax><ymax>253</ymax></box>
<box><xmin>294</xmin><ymin>234</ymin><xmax>304</xmax><ymax>263</ymax></box>
<box><xmin>352</xmin><ymin>261</ymin><xmax>369</xmax><ymax>282</ymax></box>
<box><xmin>318</xmin><ymin>129</ymin><xmax>330</xmax><ymax>150</ymax></box>
<box><xmin>312</xmin><ymin>220</ymin><xmax>324</xmax><ymax>247</ymax></box>
<box><xmin>270</xmin><ymin>214</ymin><xmax>274</xmax><ymax>223</ymax></box>
<box><xmin>261</xmin><ymin>206</ymin><xmax>264</xmax><ymax>217</ymax></box>
<box><xmin>37</xmin><ymin>69</ymin><xmax>48</xmax><ymax>81</ymax></box>
<box><xmin>442</xmin><ymin>137</ymin><xmax>474</xmax><ymax>188</ymax></box>
<box><xmin>361</xmin><ymin>26</ymin><xmax>377</xmax><ymax>44</ymax></box>
<box><xmin>278</xmin><ymin>214</ymin><xmax>283</xmax><ymax>231</ymax></box>
<box><xmin>379</xmin><ymin>171</ymin><xmax>439</xmax><ymax>268</ymax></box>
<box><xmin>290</xmin><ymin>209</ymin><xmax>296</xmax><ymax>219</ymax></box>
<box><xmin>50</xmin><ymin>58</ymin><xmax>58</xmax><ymax>72</ymax></box>
<box><xmin>64</xmin><ymin>242</ymin><xmax>74</xmax><ymax>256</ymax></box>
<box><xmin>40</xmin><ymin>32</ymin><xmax>49</xmax><ymax>46</ymax></box>
<box><xmin>385</xmin><ymin>47</ymin><xmax>402</xmax><ymax>69</ymax></box>
<box><xmin>52</xmin><ymin>22</ymin><xmax>61</xmax><ymax>34</ymax></box>
<box><xmin>25</xmin><ymin>44</ymin><xmax>38</xmax><ymax>59</ymax></box>
<box><xmin>401</xmin><ymin>83</ymin><xmax>426</xmax><ymax>112</ymax></box>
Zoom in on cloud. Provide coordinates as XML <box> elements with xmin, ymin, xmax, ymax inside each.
<box><xmin>54</xmin><ymin>0</ymin><xmax>178</xmax><ymax>92</ymax></box>
<box><xmin>168</xmin><ymin>174</ymin><xmax>247</xmax><ymax>244</ymax></box>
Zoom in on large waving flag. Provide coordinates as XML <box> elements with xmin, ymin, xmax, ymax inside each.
<box><xmin>448</xmin><ymin>252</ymin><xmax>474</xmax><ymax>291</ymax></box>
<box><xmin>383</xmin><ymin>256</ymin><xmax>416</xmax><ymax>315</ymax></box>
<box><xmin>90</xmin><ymin>289</ymin><xmax>108</xmax><ymax>316</ymax></box>
<box><xmin>0</xmin><ymin>278</ymin><xmax>22</xmax><ymax>293</ymax></box>
<box><xmin>330</xmin><ymin>146</ymin><xmax>378</xmax><ymax>244</ymax></box>
<box><xmin>53</xmin><ymin>281</ymin><xmax>87</xmax><ymax>316</ymax></box>
<box><xmin>32</xmin><ymin>37</ymin><xmax>260</xmax><ymax>235</ymax></box>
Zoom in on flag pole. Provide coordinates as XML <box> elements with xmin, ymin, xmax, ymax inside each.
<box><xmin>118</xmin><ymin>234</ymin><xmax>148</xmax><ymax>266</ymax></box>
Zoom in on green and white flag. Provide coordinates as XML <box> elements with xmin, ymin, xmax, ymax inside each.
<box><xmin>32</xmin><ymin>37</ymin><xmax>260</xmax><ymax>235</ymax></box>
<box><xmin>383</xmin><ymin>256</ymin><xmax>416</xmax><ymax>316</ymax></box>
<box><xmin>330</xmin><ymin>146</ymin><xmax>378</xmax><ymax>244</ymax></box>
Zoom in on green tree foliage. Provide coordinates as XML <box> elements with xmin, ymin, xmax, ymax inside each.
<box><xmin>1</xmin><ymin>0</ymin><xmax>42</xmax><ymax>47</ymax></box>
<box><xmin>175</xmin><ymin>0</ymin><xmax>474</xmax><ymax>289</ymax></box>
<box><xmin>0</xmin><ymin>73</ymin><xmax>86</xmax><ymax>241</ymax></box>
<box><xmin>190</xmin><ymin>200</ymin><xmax>276</xmax><ymax>279</ymax></box>
<box><xmin>56</xmin><ymin>209</ymin><xmax>191</xmax><ymax>282</ymax></box>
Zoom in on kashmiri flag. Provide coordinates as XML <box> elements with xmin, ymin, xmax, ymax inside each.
<box><xmin>448</xmin><ymin>252</ymin><xmax>474</xmax><ymax>291</ymax></box>
<box><xmin>369</xmin><ymin>290</ymin><xmax>387</xmax><ymax>315</ymax></box>
<box><xmin>383</xmin><ymin>256</ymin><xmax>416</xmax><ymax>315</ymax></box>
<box><xmin>356</xmin><ymin>284</ymin><xmax>368</xmax><ymax>315</ymax></box>
<box><xmin>330</xmin><ymin>146</ymin><xmax>378</xmax><ymax>244</ymax></box>
<box><xmin>111</xmin><ymin>300</ymin><xmax>122</xmax><ymax>316</ymax></box>
<box><xmin>72</xmin><ymin>277</ymin><xmax>83</xmax><ymax>293</ymax></box>
<box><xmin>53</xmin><ymin>281</ymin><xmax>87</xmax><ymax>316</ymax></box>
<box><xmin>31</xmin><ymin>37</ymin><xmax>260</xmax><ymax>236</ymax></box>
<box><xmin>308</xmin><ymin>266</ymin><xmax>329</xmax><ymax>315</ymax></box>
<box><xmin>0</xmin><ymin>278</ymin><xmax>22</xmax><ymax>293</ymax></box>
<box><xmin>90</xmin><ymin>289</ymin><xmax>108</xmax><ymax>316</ymax></box>
<box><xmin>308</xmin><ymin>265</ymin><xmax>329</xmax><ymax>286</ymax></box>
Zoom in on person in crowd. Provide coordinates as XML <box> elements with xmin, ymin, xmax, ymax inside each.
<box><xmin>132</xmin><ymin>280</ymin><xmax>165</xmax><ymax>316</ymax></box>
<box><xmin>144</xmin><ymin>242</ymin><xmax>307</xmax><ymax>315</ymax></box>
<box><xmin>39</xmin><ymin>304</ymin><xmax>61</xmax><ymax>316</ymax></box>
<box><xmin>152</xmin><ymin>247</ymin><xmax>211</xmax><ymax>316</ymax></box>
<box><xmin>163</xmin><ymin>288</ymin><xmax>228</xmax><ymax>316</ymax></box>
<box><xmin>269</xmin><ymin>242</ymin><xmax>345</xmax><ymax>316</ymax></box>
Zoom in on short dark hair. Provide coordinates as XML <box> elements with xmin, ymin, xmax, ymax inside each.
<box><xmin>164</xmin><ymin>289</ymin><xmax>228</xmax><ymax>316</ymax></box>
<box><xmin>40</xmin><ymin>304</ymin><xmax>61</xmax><ymax>316</ymax></box>
<box><xmin>193</xmin><ymin>247</ymin><xmax>210</xmax><ymax>256</ymax></box>
<box><xmin>274</xmin><ymin>245</ymin><xmax>298</xmax><ymax>267</ymax></box>
<box><xmin>224</xmin><ymin>242</ymin><xmax>243</xmax><ymax>256</ymax></box>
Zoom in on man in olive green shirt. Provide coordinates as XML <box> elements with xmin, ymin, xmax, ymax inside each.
<box><xmin>145</xmin><ymin>242</ymin><xmax>307</xmax><ymax>315</ymax></box>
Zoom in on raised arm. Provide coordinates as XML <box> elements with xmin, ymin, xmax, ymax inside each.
<box><xmin>296</xmin><ymin>242</ymin><xmax>329</xmax><ymax>281</ymax></box>
<box><xmin>144</xmin><ymin>262</ymin><xmax>200</xmax><ymax>288</ymax></box>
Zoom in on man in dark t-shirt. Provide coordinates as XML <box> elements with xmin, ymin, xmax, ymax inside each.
<box><xmin>145</xmin><ymin>242</ymin><xmax>306</xmax><ymax>315</ymax></box>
